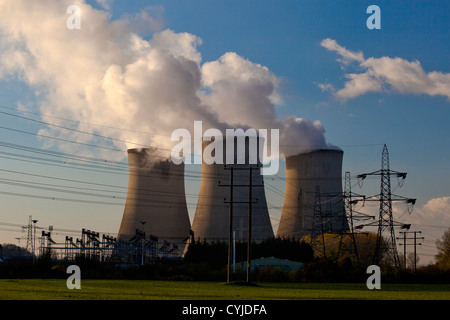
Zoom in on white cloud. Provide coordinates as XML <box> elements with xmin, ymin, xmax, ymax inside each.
<box><xmin>317</xmin><ymin>83</ymin><xmax>335</xmax><ymax>93</ymax></box>
<box><xmin>96</xmin><ymin>0</ymin><xmax>113</xmax><ymax>11</ymax></box>
<box><xmin>320</xmin><ymin>38</ymin><xmax>450</xmax><ymax>101</ymax></box>
<box><xmin>151</xmin><ymin>29</ymin><xmax>203</xmax><ymax>64</ymax></box>
<box><xmin>405</xmin><ymin>196</ymin><xmax>450</xmax><ymax>227</ymax></box>
<box><xmin>335</xmin><ymin>71</ymin><xmax>384</xmax><ymax>99</ymax></box>
<box><xmin>122</xmin><ymin>6</ymin><xmax>165</xmax><ymax>36</ymax></box>
<box><xmin>398</xmin><ymin>196</ymin><xmax>450</xmax><ymax>264</ymax></box>
<box><xmin>320</xmin><ymin>38</ymin><xmax>364</xmax><ymax>65</ymax></box>
<box><xmin>359</xmin><ymin>196</ymin><xmax>450</xmax><ymax>230</ymax></box>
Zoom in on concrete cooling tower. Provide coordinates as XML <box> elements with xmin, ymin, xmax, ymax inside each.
<box><xmin>191</xmin><ymin>135</ymin><xmax>274</xmax><ymax>242</ymax></box>
<box><xmin>276</xmin><ymin>149</ymin><xmax>349</xmax><ymax>240</ymax></box>
<box><xmin>117</xmin><ymin>148</ymin><xmax>191</xmax><ymax>245</ymax></box>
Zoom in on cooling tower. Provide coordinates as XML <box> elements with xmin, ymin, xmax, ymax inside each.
<box><xmin>117</xmin><ymin>148</ymin><xmax>191</xmax><ymax>245</ymax></box>
<box><xmin>276</xmin><ymin>149</ymin><xmax>349</xmax><ymax>240</ymax></box>
<box><xmin>191</xmin><ymin>134</ymin><xmax>274</xmax><ymax>242</ymax></box>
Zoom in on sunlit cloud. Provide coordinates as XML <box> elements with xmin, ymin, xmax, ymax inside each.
<box><xmin>319</xmin><ymin>38</ymin><xmax>450</xmax><ymax>101</ymax></box>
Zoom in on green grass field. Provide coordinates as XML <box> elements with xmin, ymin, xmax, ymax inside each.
<box><xmin>0</xmin><ymin>279</ymin><xmax>449</xmax><ymax>300</ymax></box>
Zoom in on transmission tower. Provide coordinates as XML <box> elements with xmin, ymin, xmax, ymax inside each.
<box><xmin>337</xmin><ymin>172</ymin><xmax>373</xmax><ymax>263</ymax></box>
<box><xmin>25</xmin><ymin>215</ymin><xmax>33</xmax><ymax>256</ymax></box>
<box><xmin>357</xmin><ymin>144</ymin><xmax>416</xmax><ymax>268</ymax></box>
<box><xmin>21</xmin><ymin>215</ymin><xmax>41</xmax><ymax>262</ymax></box>
<box><xmin>311</xmin><ymin>186</ymin><xmax>327</xmax><ymax>259</ymax></box>
<box><xmin>310</xmin><ymin>185</ymin><xmax>348</xmax><ymax>260</ymax></box>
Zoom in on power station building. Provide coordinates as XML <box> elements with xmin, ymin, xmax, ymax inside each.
<box><xmin>276</xmin><ymin>149</ymin><xmax>349</xmax><ymax>240</ymax></box>
<box><xmin>117</xmin><ymin>148</ymin><xmax>191</xmax><ymax>248</ymax></box>
<box><xmin>117</xmin><ymin>143</ymin><xmax>347</xmax><ymax>255</ymax></box>
<box><xmin>191</xmin><ymin>134</ymin><xmax>274</xmax><ymax>242</ymax></box>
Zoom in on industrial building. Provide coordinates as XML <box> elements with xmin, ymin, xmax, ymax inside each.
<box><xmin>117</xmin><ymin>148</ymin><xmax>191</xmax><ymax>252</ymax></box>
<box><xmin>30</xmin><ymin>141</ymin><xmax>417</xmax><ymax>270</ymax></box>
<box><xmin>276</xmin><ymin>149</ymin><xmax>349</xmax><ymax>240</ymax></box>
<box><xmin>118</xmin><ymin>145</ymin><xmax>346</xmax><ymax>247</ymax></box>
<box><xmin>191</xmin><ymin>134</ymin><xmax>274</xmax><ymax>242</ymax></box>
<box><xmin>34</xmin><ymin>145</ymin><xmax>349</xmax><ymax>264</ymax></box>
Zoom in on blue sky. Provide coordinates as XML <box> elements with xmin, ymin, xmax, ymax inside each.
<box><xmin>110</xmin><ymin>1</ymin><xmax>450</xmax><ymax>211</ymax></box>
<box><xmin>0</xmin><ymin>0</ymin><xmax>448</xmax><ymax>264</ymax></box>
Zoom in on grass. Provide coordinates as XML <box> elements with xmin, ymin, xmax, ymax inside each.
<box><xmin>0</xmin><ymin>279</ymin><xmax>449</xmax><ymax>300</ymax></box>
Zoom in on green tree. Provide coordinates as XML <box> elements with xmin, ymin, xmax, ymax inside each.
<box><xmin>435</xmin><ymin>228</ymin><xmax>450</xmax><ymax>270</ymax></box>
<box><xmin>304</xmin><ymin>232</ymin><xmax>380</xmax><ymax>266</ymax></box>
<box><xmin>0</xmin><ymin>243</ymin><xmax>31</xmax><ymax>259</ymax></box>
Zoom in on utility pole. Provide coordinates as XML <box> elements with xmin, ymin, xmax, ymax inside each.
<box><xmin>219</xmin><ymin>166</ymin><xmax>234</xmax><ymax>282</ymax></box>
<box><xmin>221</xmin><ymin>165</ymin><xmax>261</xmax><ymax>282</ymax></box>
<box><xmin>247</xmin><ymin>167</ymin><xmax>253</xmax><ymax>283</ymax></box>
<box><xmin>397</xmin><ymin>231</ymin><xmax>423</xmax><ymax>272</ymax></box>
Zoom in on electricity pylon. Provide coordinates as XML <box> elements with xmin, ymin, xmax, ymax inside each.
<box><xmin>357</xmin><ymin>144</ymin><xmax>416</xmax><ymax>268</ymax></box>
<box><xmin>25</xmin><ymin>215</ymin><xmax>33</xmax><ymax>256</ymax></box>
<box><xmin>337</xmin><ymin>172</ymin><xmax>373</xmax><ymax>264</ymax></box>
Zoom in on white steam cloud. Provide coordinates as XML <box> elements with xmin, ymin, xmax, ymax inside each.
<box><xmin>0</xmin><ymin>0</ymin><xmax>333</xmax><ymax>161</ymax></box>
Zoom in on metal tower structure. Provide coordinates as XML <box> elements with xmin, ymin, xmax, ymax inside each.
<box><xmin>357</xmin><ymin>144</ymin><xmax>416</xmax><ymax>267</ymax></box>
<box><xmin>310</xmin><ymin>184</ymin><xmax>349</xmax><ymax>260</ymax></box>
<box><xmin>25</xmin><ymin>215</ymin><xmax>33</xmax><ymax>256</ymax></box>
<box><xmin>311</xmin><ymin>186</ymin><xmax>326</xmax><ymax>259</ymax></box>
<box><xmin>337</xmin><ymin>172</ymin><xmax>373</xmax><ymax>263</ymax></box>
<box><xmin>21</xmin><ymin>215</ymin><xmax>40</xmax><ymax>259</ymax></box>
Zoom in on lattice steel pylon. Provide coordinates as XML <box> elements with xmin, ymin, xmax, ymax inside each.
<box><xmin>340</xmin><ymin>172</ymin><xmax>358</xmax><ymax>260</ymax></box>
<box><xmin>376</xmin><ymin>145</ymin><xmax>398</xmax><ymax>266</ymax></box>
<box><xmin>311</xmin><ymin>186</ymin><xmax>326</xmax><ymax>259</ymax></box>
<box><xmin>357</xmin><ymin>144</ymin><xmax>416</xmax><ymax>268</ymax></box>
<box><xmin>25</xmin><ymin>215</ymin><xmax>33</xmax><ymax>257</ymax></box>
<box><xmin>337</xmin><ymin>172</ymin><xmax>374</xmax><ymax>264</ymax></box>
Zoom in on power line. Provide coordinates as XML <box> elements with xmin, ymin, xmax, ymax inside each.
<box><xmin>0</xmin><ymin>103</ymin><xmax>384</xmax><ymax>150</ymax></box>
<box><xmin>0</xmin><ymin>109</ymin><xmax>174</xmax><ymax>153</ymax></box>
<box><xmin>0</xmin><ymin>104</ymin><xmax>174</xmax><ymax>138</ymax></box>
<box><xmin>0</xmin><ymin>124</ymin><xmax>124</xmax><ymax>153</ymax></box>
<box><xmin>0</xmin><ymin>139</ymin><xmax>283</xmax><ymax>182</ymax></box>
<box><xmin>0</xmin><ymin>190</ymin><xmax>124</xmax><ymax>206</ymax></box>
<box><xmin>0</xmin><ymin>140</ymin><xmax>129</xmax><ymax>168</ymax></box>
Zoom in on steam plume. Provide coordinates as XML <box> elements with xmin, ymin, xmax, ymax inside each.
<box><xmin>0</xmin><ymin>0</ymin><xmax>334</xmax><ymax>161</ymax></box>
